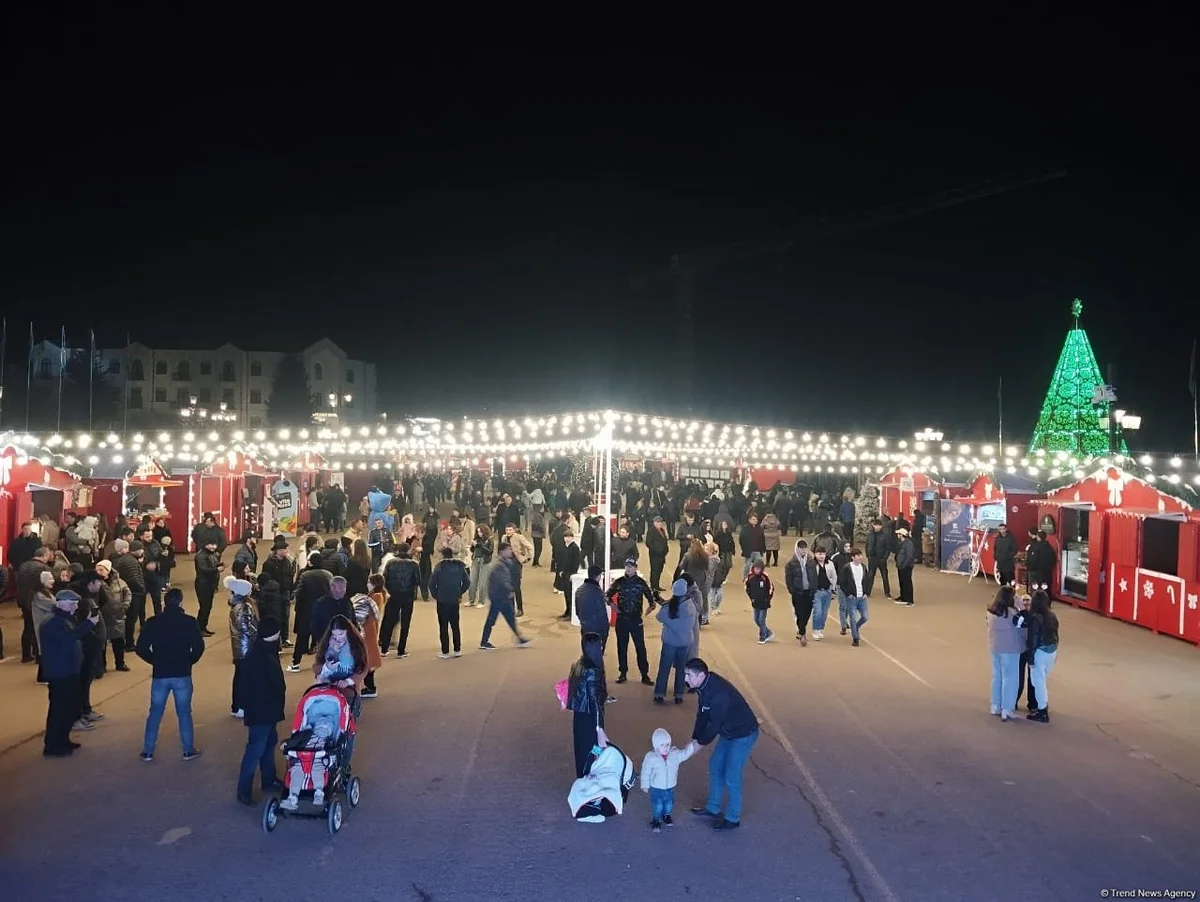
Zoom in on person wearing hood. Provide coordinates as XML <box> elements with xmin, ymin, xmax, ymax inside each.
<box><xmin>567</xmin><ymin>632</ymin><xmax>608</xmax><ymax>779</ymax></box>
<box><xmin>712</xmin><ymin>504</ymin><xmax>734</xmax><ymax>535</ymax></box>
<box><xmin>641</xmin><ymin>726</ymin><xmax>698</xmax><ymax>832</ymax></box>
<box><xmin>554</xmin><ymin>529</ymin><xmax>583</xmax><ymax>620</ymax></box>
<box><xmin>235</xmin><ymin>616</ymin><xmax>286</xmax><ymax>806</ymax></box>
<box><xmin>227</xmin><ymin>577</ymin><xmax>258</xmax><ymax>719</ymax></box>
<box><xmin>137</xmin><ymin>587</ymin><xmax>205</xmax><ymax>761</ymax></box>
<box><xmin>289</xmin><ymin>555</ymin><xmax>332</xmax><ymax>671</ymax></box>
<box><xmin>40</xmin><ymin>590</ymin><xmax>101</xmax><ymax>756</ymax></box>
<box><xmin>654</xmin><ymin>579</ymin><xmax>698</xmax><ymax>705</ymax></box>
<box><xmin>894</xmin><ymin>528</ymin><xmax>916</xmax><ymax>607</ymax></box>
<box><xmin>745</xmin><ymin>559</ymin><xmax>775</xmax><ymax>644</ymax></box>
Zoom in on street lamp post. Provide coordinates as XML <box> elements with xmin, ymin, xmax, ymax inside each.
<box><xmin>180</xmin><ymin>397</ymin><xmax>237</xmax><ymax>424</ymax></box>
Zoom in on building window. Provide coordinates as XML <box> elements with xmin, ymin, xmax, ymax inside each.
<box><xmin>154</xmin><ymin>388</ymin><xmax>167</xmax><ymax>403</ymax></box>
<box><xmin>129</xmin><ymin>388</ymin><xmax>143</xmax><ymax>409</ymax></box>
<box><xmin>346</xmin><ymin>369</ymin><xmax>355</xmax><ymax>384</ymax></box>
<box><xmin>108</xmin><ymin>360</ymin><xmax>121</xmax><ymax>375</ymax></box>
<box><xmin>222</xmin><ymin>388</ymin><xmax>235</xmax><ymax>405</ymax></box>
<box><xmin>344</xmin><ymin>394</ymin><xmax>354</xmax><ymax>408</ymax></box>
<box><xmin>250</xmin><ymin>416</ymin><xmax>262</xmax><ymax>427</ymax></box>
<box><xmin>176</xmin><ymin>387</ymin><xmax>190</xmax><ymax>406</ymax></box>
<box><xmin>175</xmin><ymin>361</ymin><xmax>191</xmax><ymax>381</ymax></box>
<box><xmin>200</xmin><ymin>360</ymin><xmax>212</xmax><ymax>376</ymax></box>
<box><xmin>155</xmin><ymin>359</ymin><xmax>168</xmax><ymax>376</ymax></box>
<box><xmin>39</xmin><ymin>359</ymin><xmax>51</xmax><ymax>379</ymax></box>
<box><xmin>198</xmin><ymin>388</ymin><xmax>212</xmax><ymax>404</ymax></box>
<box><xmin>221</xmin><ymin>361</ymin><xmax>235</xmax><ymax>381</ymax></box>
<box><xmin>250</xmin><ymin>389</ymin><xmax>262</xmax><ymax>404</ymax></box>
<box><xmin>250</xmin><ymin>360</ymin><xmax>262</xmax><ymax>377</ymax></box>
<box><xmin>129</xmin><ymin>359</ymin><xmax>145</xmax><ymax>381</ymax></box>
<box><xmin>313</xmin><ymin>362</ymin><xmax>323</xmax><ymax>380</ymax></box>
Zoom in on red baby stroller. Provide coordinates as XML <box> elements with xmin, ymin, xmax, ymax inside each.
<box><xmin>262</xmin><ymin>684</ymin><xmax>361</xmax><ymax>836</ymax></box>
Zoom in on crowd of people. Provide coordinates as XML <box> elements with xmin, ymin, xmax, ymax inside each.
<box><xmin>1</xmin><ymin>461</ymin><xmax>1064</xmax><ymax>828</ymax></box>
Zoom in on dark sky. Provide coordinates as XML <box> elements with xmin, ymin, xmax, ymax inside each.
<box><xmin>3</xmin><ymin>16</ymin><xmax>1197</xmax><ymax>451</ymax></box>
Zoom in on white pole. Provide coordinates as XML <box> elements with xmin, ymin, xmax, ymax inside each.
<box><xmin>603</xmin><ymin>438</ymin><xmax>613</xmax><ymax>590</ymax></box>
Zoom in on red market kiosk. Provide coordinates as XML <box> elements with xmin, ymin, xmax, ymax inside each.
<box><xmin>0</xmin><ymin>443</ymin><xmax>89</xmax><ymax>569</ymax></box>
<box><xmin>878</xmin><ymin>466</ymin><xmax>945</xmax><ymax>520</ymax></box>
<box><xmin>83</xmin><ymin>456</ymin><xmax>184</xmax><ymax>526</ymax></box>
<box><xmin>284</xmin><ymin>452</ymin><xmax>331</xmax><ymax>529</ymax></box>
<box><xmin>1034</xmin><ymin>465</ymin><xmax>1200</xmax><ymax>646</ymax></box>
<box><xmin>958</xmin><ymin>473</ymin><xmax>1044</xmax><ymax>579</ymax></box>
<box><xmin>171</xmin><ymin>450</ymin><xmax>274</xmax><ymax>551</ymax></box>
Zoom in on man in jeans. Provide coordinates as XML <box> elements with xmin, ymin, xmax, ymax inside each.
<box><xmin>684</xmin><ymin>658</ymin><xmax>760</xmax><ymax>830</ymax></box>
<box><xmin>135</xmin><ymin>587</ymin><xmax>205</xmax><ymax>761</ymax></box>
<box><xmin>479</xmin><ymin>545</ymin><xmax>532</xmax><ymax>650</ymax></box>
<box><xmin>837</xmin><ymin>548</ymin><xmax>870</xmax><ymax>647</ymax></box>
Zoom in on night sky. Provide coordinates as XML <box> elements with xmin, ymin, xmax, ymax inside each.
<box><xmin>3</xmin><ymin>18</ymin><xmax>1196</xmax><ymax>451</ymax></box>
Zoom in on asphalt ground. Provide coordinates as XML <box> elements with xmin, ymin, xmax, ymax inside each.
<box><xmin>1</xmin><ymin>535</ymin><xmax>1197</xmax><ymax>902</ymax></box>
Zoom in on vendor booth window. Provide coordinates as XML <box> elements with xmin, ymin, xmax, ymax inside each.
<box><xmin>1059</xmin><ymin>506</ymin><xmax>1090</xmax><ymax>597</ymax></box>
<box><xmin>1141</xmin><ymin>517</ymin><xmax>1180</xmax><ymax>576</ymax></box>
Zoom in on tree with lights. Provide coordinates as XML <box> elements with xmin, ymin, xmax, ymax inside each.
<box><xmin>1028</xmin><ymin>299</ymin><xmax>1126</xmax><ymax>456</ymax></box>
<box><xmin>267</xmin><ymin>353</ymin><xmax>316</xmax><ymax>426</ymax></box>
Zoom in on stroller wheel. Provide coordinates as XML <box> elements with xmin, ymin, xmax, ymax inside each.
<box><xmin>347</xmin><ymin>775</ymin><xmax>361</xmax><ymax>809</ymax></box>
<box><xmin>327</xmin><ymin>799</ymin><xmax>344</xmax><ymax>836</ymax></box>
<box><xmin>262</xmin><ymin>797</ymin><xmax>281</xmax><ymax>834</ymax></box>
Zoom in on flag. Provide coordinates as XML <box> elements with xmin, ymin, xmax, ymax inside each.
<box><xmin>1190</xmin><ymin>338</ymin><xmax>1197</xmax><ymax>400</ymax></box>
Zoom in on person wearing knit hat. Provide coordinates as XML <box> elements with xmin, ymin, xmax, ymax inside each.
<box><xmin>94</xmin><ymin>559</ymin><xmax>132</xmax><ymax>672</ymax></box>
<box><xmin>227</xmin><ymin>576</ymin><xmax>258</xmax><ymax>718</ymax></box>
<box><xmin>135</xmin><ymin>583</ymin><xmax>204</xmax><ymax>762</ymax></box>
<box><xmin>113</xmin><ymin>538</ymin><xmax>130</xmax><ymax>555</ymax></box>
<box><xmin>640</xmin><ymin>726</ymin><xmax>698</xmax><ymax>832</ymax></box>
<box><xmin>653</xmin><ymin>581</ymin><xmax>698</xmax><ymax>705</ymax></box>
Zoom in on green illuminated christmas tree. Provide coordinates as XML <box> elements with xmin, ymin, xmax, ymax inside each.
<box><xmin>1028</xmin><ymin>299</ymin><xmax>1126</xmax><ymax>456</ymax></box>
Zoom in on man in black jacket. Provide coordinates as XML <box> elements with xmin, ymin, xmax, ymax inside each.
<box><xmin>993</xmin><ymin>523</ymin><xmax>1018</xmax><ymax>587</ymax></box>
<box><xmin>39</xmin><ymin>590</ymin><xmax>101</xmax><ymax>757</ymax></box>
<box><xmin>289</xmin><ymin>556</ymin><xmax>332</xmax><ymax>671</ymax></box>
<box><xmin>606</xmin><ymin>559</ymin><xmax>657</xmax><ymax>685</ymax></box>
<box><xmin>574</xmin><ymin>565</ymin><xmax>609</xmax><ymax>644</ymax></box>
<box><xmin>428</xmin><ymin>547</ymin><xmax>471</xmax><ymax>658</ymax></box>
<box><xmin>310</xmin><ymin>576</ymin><xmax>354</xmax><ymax>649</ymax></box>
<box><xmin>381</xmin><ymin>546</ymin><xmax>421</xmax><ymax>655</ymax></box>
<box><xmin>260</xmin><ymin>539</ymin><xmax>297</xmax><ymax>647</ymax></box>
<box><xmin>16</xmin><ymin>546</ymin><xmax>53</xmax><ymax>663</ymax></box>
<box><xmin>865</xmin><ymin>519</ymin><xmax>892</xmax><ymax>599</ymax></box>
<box><xmin>136</xmin><ymin>587</ymin><xmax>205</xmax><ymax>761</ymax></box>
<box><xmin>684</xmin><ymin>658</ymin><xmax>759</xmax><ymax>829</ymax></box>
<box><xmin>113</xmin><ymin>540</ymin><xmax>148</xmax><ymax>648</ymax></box>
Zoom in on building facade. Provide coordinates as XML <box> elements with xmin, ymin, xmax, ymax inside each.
<box><xmin>30</xmin><ymin>337</ymin><xmax>377</xmax><ymax>427</ymax></box>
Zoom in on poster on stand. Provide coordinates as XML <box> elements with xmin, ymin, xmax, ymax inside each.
<box><xmin>269</xmin><ymin>479</ymin><xmax>300</xmax><ymax>537</ymax></box>
<box><xmin>939</xmin><ymin>499</ymin><xmax>972</xmax><ymax>573</ymax></box>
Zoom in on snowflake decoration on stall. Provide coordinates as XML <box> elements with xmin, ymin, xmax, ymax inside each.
<box><xmin>1028</xmin><ymin>299</ymin><xmax>1127</xmax><ymax>456</ymax></box>
<box><xmin>1142</xmin><ymin>580</ymin><xmax>1154</xmax><ymax>599</ymax></box>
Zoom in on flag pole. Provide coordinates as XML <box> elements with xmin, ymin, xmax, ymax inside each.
<box><xmin>123</xmin><ymin>330</ymin><xmax>130</xmax><ymax>434</ymax></box>
<box><xmin>26</xmin><ymin>322</ymin><xmax>34</xmax><ymax>430</ymax></box>
<box><xmin>57</xmin><ymin>325</ymin><xmax>65</xmax><ymax>433</ymax></box>
<box><xmin>89</xmin><ymin>328</ymin><xmax>96</xmax><ymax>431</ymax></box>
<box><xmin>998</xmin><ymin>376</ymin><xmax>1003</xmax><ymax>456</ymax></box>
<box><xmin>1191</xmin><ymin>337</ymin><xmax>1198</xmax><ymax>461</ymax></box>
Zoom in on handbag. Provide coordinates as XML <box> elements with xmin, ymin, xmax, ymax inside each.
<box><xmin>555</xmin><ymin>678</ymin><xmax>569</xmax><ymax>710</ymax></box>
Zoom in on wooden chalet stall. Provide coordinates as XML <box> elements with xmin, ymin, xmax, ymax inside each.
<box><xmin>0</xmin><ymin>443</ymin><xmax>89</xmax><ymax>568</ymax></box>
<box><xmin>171</xmin><ymin>450</ymin><xmax>274</xmax><ymax>550</ymax></box>
<box><xmin>1034</xmin><ymin>465</ymin><xmax>1200</xmax><ymax>646</ymax></box>
<box><xmin>83</xmin><ymin>456</ymin><xmax>184</xmax><ymax>526</ymax></box>
<box><xmin>956</xmin><ymin>472</ymin><xmax>1044</xmax><ymax>579</ymax></box>
<box><xmin>878</xmin><ymin>466</ymin><xmax>945</xmax><ymax>520</ymax></box>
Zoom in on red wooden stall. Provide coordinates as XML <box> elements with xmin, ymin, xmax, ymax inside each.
<box><xmin>171</xmin><ymin>450</ymin><xmax>274</xmax><ymax>551</ymax></box>
<box><xmin>1033</xmin><ymin>465</ymin><xmax>1200</xmax><ymax>646</ymax></box>
<box><xmin>283</xmin><ymin>452</ymin><xmax>330</xmax><ymax>528</ymax></box>
<box><xmin>878</xmin><ymin>466</ymin><xmax>946</xmax><ymax>520</ymax></box>
<box><xmin>0</xmin><ymin>443</ymin><xmax>88</xmax><ymax>569</ymax></box>
<box><xmin>83</xmin><ymin>456</ymin><xmax>184</xmax><ymax>526</ymax></box>
<box><xmin>959</xmin><ymin>473</ymin><xmax>1044</xmax><ymax>577</ymax></box>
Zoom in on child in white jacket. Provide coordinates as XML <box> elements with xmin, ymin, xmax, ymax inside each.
<box><xmin>640</xmin><ymin>727</ymin><xmax>697</xmax><ymax>832</ymax></box>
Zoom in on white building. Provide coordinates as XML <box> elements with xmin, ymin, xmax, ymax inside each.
<box><xmin>30</xmin><ymin>337</ymin><xmax>377</xmax><ymax>427</ymax></box>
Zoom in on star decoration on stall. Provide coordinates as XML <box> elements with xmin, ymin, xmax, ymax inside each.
<box><xmin>1119</xmin><ymin>578</ymin><xmax>1128</xmax><ymax>593</ymax></box>
<box><xmin>1142</xmin><ymin>580</ymin><xmax>1154</xmax><ymax>599</ymax></box>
